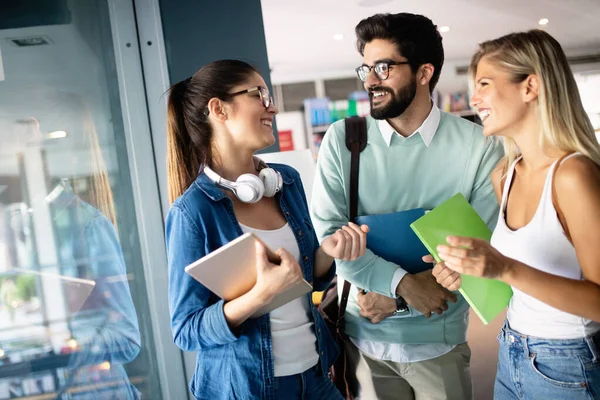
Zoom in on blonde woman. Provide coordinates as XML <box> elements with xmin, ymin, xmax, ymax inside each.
<box><xmin>432</xmin><ymin>30</ymin><xmax>600</xmax><ymax>399</ymax></box>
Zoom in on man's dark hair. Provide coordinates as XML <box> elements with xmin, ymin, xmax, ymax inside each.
<box><xmin>356</xmin><ymin>13</ymin><xmax>444</xmax><ymax>93</ymax></box>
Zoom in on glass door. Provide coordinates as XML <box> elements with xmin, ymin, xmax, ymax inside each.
<box><xmin>0</xmin><ymin>1</ymin><xmax>175</xmax><ymax>398</ymax></box>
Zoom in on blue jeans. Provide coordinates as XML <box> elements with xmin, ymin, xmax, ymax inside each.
<box><xmin>494</xmin><ymin>321</ymin><xmax>600</xmax><ymax>399</ymax></box>
<box><xmin>274</xmin><ymin>364</ymin><xmax>343</xmax><ymax>400</ymax></box>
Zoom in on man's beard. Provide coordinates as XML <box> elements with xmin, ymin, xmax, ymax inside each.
<box><xmin>369</xmin><ymin>76</ymin><xmax>417</xmax><ymax>120</ymax></box>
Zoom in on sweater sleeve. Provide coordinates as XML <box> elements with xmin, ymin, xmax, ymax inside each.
<box><xmin>310</xmin><ymin>123</ymin><xmax>400</xmax><ymax>297</ymax></box>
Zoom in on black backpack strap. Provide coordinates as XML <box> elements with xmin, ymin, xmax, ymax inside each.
<box><xmin>345</xmin><ymin>116</ymin><xmax>368</xmax><ymax>223</ymax></box>
<box><xmin>338</xmin><ymin>116</ymin><xmax>368</xmax><ymax>335</ymax></box>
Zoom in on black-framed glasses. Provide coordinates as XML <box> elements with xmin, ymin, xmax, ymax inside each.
<box><xmin>227</xmin><ymin>85</ymin><xmax>274</xmax><ymax>109</ymax></box>
<box><xmin>355</xmin><ymin>61</ymin><xmax>410</xmax><ymax>82</ymax></box>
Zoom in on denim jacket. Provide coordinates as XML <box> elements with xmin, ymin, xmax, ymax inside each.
<box><xmin>166</xmin><ymin>163</ymin><xmax>339</xmax><ymax>400</ymax></box>
<box><xmin>20</xmin><ymin>190</ymin><xmax>141</xmax><ymax>398</ymax></box>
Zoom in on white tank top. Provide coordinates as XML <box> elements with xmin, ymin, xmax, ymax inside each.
<box><xmin>239</xmin><ymin>222</ymin><xmax>319</xmax><ymax>377</ymax></box>
<box><xmin>491</xmin><ymin>154</ymin><xmax>600</xmax><ymax>339</ymax></box>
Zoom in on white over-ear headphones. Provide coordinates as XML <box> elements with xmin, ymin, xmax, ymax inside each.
<box><xmin>203</xmin><ymin>164</ymin><xmax>283</xmax><ymax>203</ymax></box>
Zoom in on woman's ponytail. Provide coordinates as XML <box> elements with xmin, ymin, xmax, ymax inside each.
<box><xmin>167</xmin><ymin>80</ymin><xmax>199</xmax><ymax>204</ymax></box>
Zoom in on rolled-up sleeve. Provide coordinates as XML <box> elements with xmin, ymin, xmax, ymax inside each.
<box><xmin>313</xmin><ymin>230</ymin><xmax>336</xmax><ymax>292</ymax></box>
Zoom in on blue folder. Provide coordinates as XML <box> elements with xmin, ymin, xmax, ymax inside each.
<box><xmin>356</xmin><ymin>208</ymin><xmax>431</xmax><ymax>274</ymax></box>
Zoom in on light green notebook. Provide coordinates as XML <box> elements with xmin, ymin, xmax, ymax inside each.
<box><xmin>410</xmin><ymin>193</ymin><xmax>512</xmax><ymax>325</ymax></box>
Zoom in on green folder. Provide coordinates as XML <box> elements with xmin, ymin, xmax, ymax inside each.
<box><xmin>410</xmin><ymin>193</ymin><xmax>512</xmax><ymax>325</ymax></box>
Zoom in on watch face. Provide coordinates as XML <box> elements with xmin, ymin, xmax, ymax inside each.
<box><xmin>395</xmin><ymin>297</ymin><xmax>408</xmax><ymax>312</ymax></box>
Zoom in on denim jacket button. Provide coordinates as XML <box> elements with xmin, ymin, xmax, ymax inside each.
<box><xmin>298</xmin><ymin>230</ymin><xmax>303</xmax><ymax>236</ymax></box>
<box><xmin>508</xmin><ymin>335</ymin><xmax>515</xmax><ymax>343</ymax></box>
<box><xmin>304</xmin><ymin>255</ymin><xmax>309</xmax><ymax>261</ymax></box>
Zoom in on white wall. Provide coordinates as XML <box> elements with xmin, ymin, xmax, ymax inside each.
<box><xmin>258</xmin><ymin>149</ymin><xmax>316</xmax><ymax>203</ymax></box>
<box><xmin>274</xmin><ymin>111</ymin><xmax>308</xmax><ymax>150</ymax></box>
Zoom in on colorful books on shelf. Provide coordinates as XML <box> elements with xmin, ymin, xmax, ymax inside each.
<box><xmin>410</xmin><ymin>193</ymin><xmax>513</xmax><ymax>325</ymax></box>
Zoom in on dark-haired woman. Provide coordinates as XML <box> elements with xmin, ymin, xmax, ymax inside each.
<box><xmin>165</xmin><ymin>60</ymin><xmax>368</xmax><ymax>400</ymax></box>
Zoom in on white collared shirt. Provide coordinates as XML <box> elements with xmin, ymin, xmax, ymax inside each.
<box><xmin>377</xmin><ymin>103</ymin><xmax>441</xmax><ymax>147</ymax></box>
<box><xmin>352</xmin><ymin>104</ymin><xmax>456</xmax><ymax>363</ymax></box>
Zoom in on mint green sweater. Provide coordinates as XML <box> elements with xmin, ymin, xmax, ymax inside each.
<box><xmin>310</xmin><ymin>113</ymin><xmax>504</xmax><ymax>344</ymax></box>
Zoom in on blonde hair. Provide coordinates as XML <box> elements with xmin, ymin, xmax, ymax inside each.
<box><xmin>469</xmin><ymin>30</ymin><xmax>600</xmax><ymax>169</ymax></box>
<box><xmin>19</xmin><ymin>100</ymin><xmax>117</xmax><ymax>229</ymax></box>
<box><xmin>57</xmin><ymin>97</ymin><xmax>117</xmax><ymax>229</ymax></box>
<box><xmin>81</xmin><ymin>107</ymin><xmax>117</xmax><ymax>228</ymax></box>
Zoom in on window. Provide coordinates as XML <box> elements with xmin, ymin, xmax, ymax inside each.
<box><xmin>0</xmin><ymin>1</ymin><xmax>163</xmax><ymax>398</ymax></box>
<box><xmin>281</xmin><ymin>82</ymin><xmax>316</xmax><ymax>112</ymax></box>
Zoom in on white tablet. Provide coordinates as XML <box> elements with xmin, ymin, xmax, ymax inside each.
<box><xmin>185</xmin><ymin>232</ymin><xmax>312</xmax><ymax>318</ymax></box>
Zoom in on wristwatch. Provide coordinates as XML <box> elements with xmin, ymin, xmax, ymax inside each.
<box><xmin>394</xmin><ymin>296</ymin><xmax>409</xmax><ymax>314</ymax></box>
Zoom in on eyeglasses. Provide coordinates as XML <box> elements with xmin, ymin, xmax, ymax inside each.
<box><xmin>355</xmin><ymin>61</ymin><xmax>410</xmax><ymax>82</ymax></box>
<box><xmin>227</xmin><ymin>86</ymin><xmax>274</xmax><ymax>109</ymax></box>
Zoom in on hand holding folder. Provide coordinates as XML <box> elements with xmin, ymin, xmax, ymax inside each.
<box><xmin>437</xmin><ymin>236</ymin><xmax>511</xmax><ymax>284</ymax></box>
<box><xmin>410</xmin><ymin>193</ymin><xmax>513</xmax><ymax>325</ymax></box>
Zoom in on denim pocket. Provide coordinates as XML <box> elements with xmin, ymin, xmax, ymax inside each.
<box><xmin>530</xmin><ymin>353</ymin><xmax>588</xmax><ymax>389</ymax></box>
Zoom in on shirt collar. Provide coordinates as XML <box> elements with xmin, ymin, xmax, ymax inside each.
<box><xmin>377</xmin><ymin>104</ymin><xmax>441</xmax><ymax>147</ymax></box>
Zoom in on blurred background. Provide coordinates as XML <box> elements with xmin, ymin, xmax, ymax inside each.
<box><xmin>0</xmin><ymin>1</ymin><xmax>598</xmax><ymax>399</ymax></box>
<box><xmin>262</xmin><ymin>0</ymin><xmax>600</xmax><ymax>158</ymax></box>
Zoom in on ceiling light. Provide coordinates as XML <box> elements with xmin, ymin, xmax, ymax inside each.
<box><xmin>440</xmin><ymin>26</ymin><xmax>450</xmax><ymax>33</ymax></box>
<box><xmin>8</xmin><ymin>36</ymin><xmax>52</xmax><ymax>47</ymax></box>
<box><xmin>333</xmin><ymin>34</ymin><xmax>344</xmax><ymax>41</ymax></box>
<box><xmin>538</xmin><ymin>18</ymin><xmax>549</xmax><ymax>26</ymax></box>
<box><xmin>47</xmin><ymin>130</ymin><xmax>67</xmax><ymax>139</ymax></box>
<box><xmin>99</xmin><ymin>361</ymin><xmax>111</xmax><ymax>370</ymax></box>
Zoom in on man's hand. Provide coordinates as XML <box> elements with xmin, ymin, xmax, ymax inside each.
<box><xmin>396</xmin><ymin>269</ymin><xmax>458</xmax><ymax>318</ymax></box>
<box><xmin>357</xmin><ymin>290</ymin><xmax>396</xmax><ymax>324</ymax></box>
<box><xmin>424</xmin><ymin>254</ymin><xmax>462</xmax><ymax>292</ymax></box>
<box><xmin>432</xmin><ymin>261</ymin><xmax>462</xmax><ymax>291</ymax></box>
